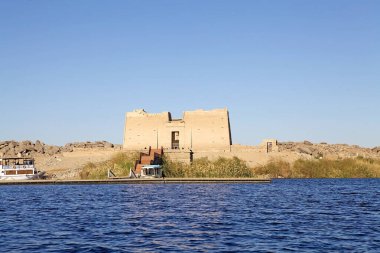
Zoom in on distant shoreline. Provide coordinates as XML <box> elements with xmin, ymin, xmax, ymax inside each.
<box><xmin>0</xmin><ymin>178</ymin><xmax>271</xmax><ymax>186</ymax></box>
<box><xmin>1</xmin><ymin>140</ymin><xmax>380</xmax><ymax>180</ymax></box>
<box><xmin>1</xmin><ymin>178</ymin><xmax>379</xmax><ymax>186</ymax></box>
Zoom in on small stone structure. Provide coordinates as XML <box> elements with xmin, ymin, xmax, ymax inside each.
<box><xmin>123</xmin><ymin>108</ymin><xmax>232</xmax><ymax>152</ymax></box>
<box><xmin>260</xmin><ymin>139</ymin><xmax>279</xmax><ymax>153</ymax></box>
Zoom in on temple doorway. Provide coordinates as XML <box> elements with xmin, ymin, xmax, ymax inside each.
<box><xmin>171</xmin><ymin>131</ymin><xmax>180</xmax><ymax>149</ymax></box>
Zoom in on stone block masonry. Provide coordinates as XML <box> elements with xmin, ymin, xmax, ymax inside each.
<box><xmin>123</xmin><ymin>108</ymin><xmax>232</xmax><ymax>152</ymax></box>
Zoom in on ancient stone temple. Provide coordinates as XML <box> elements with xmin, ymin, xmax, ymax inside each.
<box><xmin>123</xmin><ymin>108</ymin><xmax>232</xmax><ymax>152</ymax></box>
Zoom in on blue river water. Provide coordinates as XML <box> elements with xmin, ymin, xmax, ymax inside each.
<box><xmin>0</xmin><ymin>179</ymin><xmax>379</xmax><ymax>252</ymax></box>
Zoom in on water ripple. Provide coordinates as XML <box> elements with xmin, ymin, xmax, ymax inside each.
<box><xmin>0</xmin><ymin>179</ymin><xmax>379</xmax><ymax>252</ymax></box>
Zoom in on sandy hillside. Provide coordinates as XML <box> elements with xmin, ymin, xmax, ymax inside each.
<box><xmin>34</xmin><ymin>148</ymin><xmax>121</xmax><ymax>179</ymax></box>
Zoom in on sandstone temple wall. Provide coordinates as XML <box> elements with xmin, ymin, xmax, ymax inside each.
<box><xmin>123</xmin><ymin>108</ymin><xmax>232</xmax><ymax>151</ymax></box>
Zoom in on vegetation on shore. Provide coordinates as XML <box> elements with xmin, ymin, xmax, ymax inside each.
<box><xmin>78</xmin><ymin>152</ymin><xmax>380</xmax><ymax>179</ymax></box>
<box><xmin>79</xmin><ymin>152</ymin><xmax>138</xmax><ymax>179</ymax></box>
<box><xmin>162</xmin><ymin>156</ymin><xmax>254</xmax><ymax>178</ymax></box>
<box><xmin>164</xmin><ymin>156</ymin><xmax>380</xmax><ymax>178</ymax></box>
<box><xmin>79</xmin><ymin>154</ymin><xmax>254</xmax><ymax>179</ymax></box>
<box><xmin>254</xmin><ymin>157</ymin><xmax>380</xmax><ymax>178</ymax></box>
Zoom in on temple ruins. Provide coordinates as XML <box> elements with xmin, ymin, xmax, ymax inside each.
<box><xmin>123</xmin><ymin>108</ymin><xmax>232</xmax><ymax>152</ymax></box>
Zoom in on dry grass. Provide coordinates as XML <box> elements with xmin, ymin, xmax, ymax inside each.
<box><xmin>162</xmin><ymin>156</ymin><xmax>254</xmax><ymax>178</ymax></box>
<box><xmin>79</xmin><ymin>152</ymin><xmax>138</xmax><ymax>179</ymax></box>
<box><xmin>79</xmin><ymin>153</ymin><xmax>380</xmax><ymax>179</ymax></box>
<box><xmin>254</xmin><ymin>157</ymin><xmax>380</xmax><ymax>178</ymax></box>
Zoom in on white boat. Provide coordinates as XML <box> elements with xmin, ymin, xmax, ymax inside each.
<box><xmin>0</xmin><ymin>157</ymin><xmax>44</xmax><ymax>180</ymax></box>
<box><xmin>129</xmin><ymin>165</ymin><xmax>163</xmax><ymax>179</ymax></box>
<box><xmin>140</xmin><ymin>165</ymin><xmax>163</xmax><ymax>178</ymax></box>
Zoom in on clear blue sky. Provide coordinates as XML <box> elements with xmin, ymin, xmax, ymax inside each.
<box><xmin>0</xmin><ymin>0</ymin><xmax>379</xmax><ymax>147</ymax></box>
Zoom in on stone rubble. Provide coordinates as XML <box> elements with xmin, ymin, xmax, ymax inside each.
<box><xmin>0</xmin><ymin>140</ymin><xmax>115</xmax><ymax>157</ymax></box>
<box><xmin>278</xmin><ymin>141</ymin><xmax>380</xmax><ymax>159</ymax></box>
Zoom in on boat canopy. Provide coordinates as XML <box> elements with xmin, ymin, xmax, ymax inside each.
<box><xmin>0</xmin><ymin>158</ymin><xmax>34</xmax><ymax>166</ymax></box>
<box><xmin>141</xmin><ymin>165</ymin><xmax>162</xmax><ymax>169</ymax></box>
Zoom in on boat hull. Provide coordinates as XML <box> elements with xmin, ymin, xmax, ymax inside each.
<box><xmin>0</xmin><ymin>172</ymin><xmax>44</xmax><ymax>180</ymax></box>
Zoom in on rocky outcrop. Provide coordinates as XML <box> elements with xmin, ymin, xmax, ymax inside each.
<box><xmin>0</xmin><ymin>140</ymin><xmax>116</xmax><ymax>158</ymax></box>
<box><xmin>64</xmin><ymin>141</ymin><xmax>114</xmax><ymax>149</ymax></box>
<box><xmin>303</xmin><ymin>140</ymin><xmax>313</xmax><ymax>146</ymax></box>
<box><xmin>297</xmin><ymin>146</ymin><xmax>313</xmax><ymax>155</ymax></box>
<box><xmin>278</xmin><ymin>141</ymin><xmax>379</xmax><ymax>159</ymax></box>
<box><xmin>0</xmin><ymin>140</ymin><xmax>62</xmax><ymax>157</ymax></box>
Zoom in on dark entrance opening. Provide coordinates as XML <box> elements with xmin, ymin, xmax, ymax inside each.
<box><xmin>267</xmin><ymin>142</ymin><xmax>273</xmax><ymax>153</ymax></box>
<box><xmin>171</xmin><ymin>131</ymin><xmax>180</xmax><ymax>149</ymax></box>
